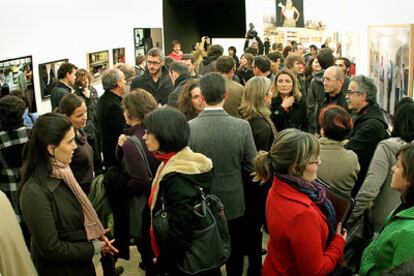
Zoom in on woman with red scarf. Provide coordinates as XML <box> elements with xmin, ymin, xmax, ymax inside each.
<box><xmin>254</xmin><ymin>128</ymin><xmax>347</xmax><ymax>276</ymax></box>
<box><xmin>143</xmin><ymin>107</ymin><xmax>219</xmax><ymax>275</ymax></box>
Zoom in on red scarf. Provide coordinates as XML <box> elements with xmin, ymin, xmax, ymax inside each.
<box><xmin>148</xmin><ymin>151</ymin><xmax>177</xmax><ymax>257</ymax></box>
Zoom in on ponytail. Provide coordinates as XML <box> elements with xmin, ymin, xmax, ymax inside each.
<box><xmin>252</xmin><ymin>150</ymin><xmax>274</xmax><ymax>184</ymax></box>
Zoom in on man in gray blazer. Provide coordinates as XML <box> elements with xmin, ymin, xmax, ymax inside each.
<box><xmin>188</xmin><ymin>72</ymin><xmax>257</xmax><ymax>276</ymax></box>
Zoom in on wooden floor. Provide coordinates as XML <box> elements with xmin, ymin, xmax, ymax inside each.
<box><xmin>93</xmin><ymin>232</ymin><xmax>269</xmax><ymax>276</ymax></box>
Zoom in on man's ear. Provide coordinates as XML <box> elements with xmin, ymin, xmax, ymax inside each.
<box><xmin>47</xmin><ymin>145</ymin><xmax>55</xmax><ymax>156</ymax></box>
<box><xmin>223</xmin><ymin>90</ymin><xmax>229</xmax><ymax>101</ymax></box>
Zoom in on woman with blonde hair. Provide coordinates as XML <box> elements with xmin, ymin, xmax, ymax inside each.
<box><xmin>239</xmin><ymin>76</ymin><xmax>277</xmax><ymax>275</ymax></box>
<box><xmin>270</xmin><ymin>68</ymin><xmax>307</xmax><ymax>131</ymax></box>
<box><xmin>255</xmin><ymin>128</ymin><xmax>347</xmax><ymax>275</ymax></box>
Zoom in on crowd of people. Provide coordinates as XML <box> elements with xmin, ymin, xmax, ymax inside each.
<box><xmin>1</xmin><ymin>35</ymin><xmax>414</xmax><ymax>276</ymax></box>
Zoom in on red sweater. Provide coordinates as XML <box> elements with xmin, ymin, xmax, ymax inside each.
<box><xmin>263</xmin><ymin>177</ymin><xmax>345</xmax><ymax>276</ymax></box>
<box><xmin>168</xmin><ymin>51</ymin><xmax>183</xmax><ymax>60</ymax></box>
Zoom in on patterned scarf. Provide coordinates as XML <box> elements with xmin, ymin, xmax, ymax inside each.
<box><xmin>278</xmin><ymin>174</ymin><xmax>337</xmax><ymax>245</ymax></box>
<box><xmin>50</xmin><ymin>158</ymin><xmax>105</xmax><ymax>240</ymax></box>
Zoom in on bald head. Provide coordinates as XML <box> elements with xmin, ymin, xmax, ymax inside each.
<box><xmin>323</xmin><ymin>66</ymin><xmax>345</xmax><ymax>96</ymax></box>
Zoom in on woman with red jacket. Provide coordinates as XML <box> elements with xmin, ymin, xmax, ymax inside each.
<box><xmin>253</xmin><ymin>128</ymin><xmax>347</xmax><ymax>275</ymax></box>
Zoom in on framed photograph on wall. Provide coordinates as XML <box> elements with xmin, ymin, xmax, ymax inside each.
<box><xmin>368</xmin><ymin>25</ymin><xmax>414</xmax><ymax>115</ymax></box>
<box><xmin>133</xmin><ymin>28</ymin><xmax>163</xmax><ymax>65</ymax></box>
<box><xmin>0</xmin><ymin>55</ymin><xmax>37</xmax><ymax>112</ymax></box>
<box><xmin>38</xmin><ymin>59</ymin><xmax>68</xmax><ymax>99</ymax></box>
<box><xmin>275</xmin><ymin>0</ymin><xmax>304</xmax><ymax>28</ymax></box>
<box><xmin>112</xmin><ymin>48</ymin><xmax>125</xmax><ymax>65</ymax></box>
<box><xmin>86</xmin><ymin>50</ymin><xmax>110</xmax><ymax>82</ymax></box>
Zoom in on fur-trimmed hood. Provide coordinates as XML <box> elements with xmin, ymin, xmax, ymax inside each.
<box><xmin>150</xmin><ymin>147</ymin><xmax>212</xmax><ymax>211</ymax></box>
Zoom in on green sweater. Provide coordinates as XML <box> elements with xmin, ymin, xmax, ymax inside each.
<box><xmin>360</xmin><ymin>205</ymin><xmax>414</xmax><ymax>275</ymax></box>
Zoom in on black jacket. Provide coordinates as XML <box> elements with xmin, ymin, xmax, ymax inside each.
<box><xmin>51</xmin><ymin>82</ymin><xmax>71</xmax><ymax>110</ymax></box>
<box><xmin>96</xmin><ymin>90</ymin><xmax>126</xmax><ymax>167</ymax></box>
<box><xmin>130</xmin><ymin>66</ymin><xmax>173</xmax><ymax>105</ymax></box>
<box><xmin>167</xmin><ymin>74</ymin><xmax>191</xmax><ymax>108</ymax></box>
<box><xmin>271</xmin><ymin>96</ymin><xmax>308</xmax><ymax>132</ymax></box>
<box><xmin>345</xmin><ymin>103</ymin><xmax>389</xmax><ymax>196</ymax></box>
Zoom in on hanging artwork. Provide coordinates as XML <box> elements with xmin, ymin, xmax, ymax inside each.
<box><xmin>368</xmin><ymin>25</ymin><xmax>414</xmax><ymax>115</ymax></box>
<box><xmin>275</xmin><ymin>0</ymin><xmax>304</xmax><ymax>28</ymax></box>
<box><xmin>133</xmin><ymin>28</ymin><xmax>163</xmax><ymax>65</ymax></box>
<box><xmin>112</xmin><ymin>48</ymin><xmax>125</xmax><ymax>65</ymax></box>
<box><xmin>38</xmin><ymin>59</ymin><xmax>68</xmax><ymax>99</ymax></box>
<box><xmin>86</xmin><ymin>50</ymin><xmax>110</xmax><ymax>82</ymax></box>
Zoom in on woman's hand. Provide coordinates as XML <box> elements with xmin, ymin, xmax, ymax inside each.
<box><xmin>118</xmin><ymin>134</ymin><xmax>129</xmax><ymax>147</ymax></box>
<box><xmin>99</xmin><ymin>231</ymin><xmax>119</xmax><ymax>255</ymax></box>
<box><xmin>83</xmin><ymin>87</ymin><xmax>91</xmax><ymax>98</ymax></box>
<box><xmin>336</xmin><ymin>222</ymin><xmax>348</xmax><ymax>241</ymax></box>
<box><xmin>281</xmin><ymin>96</ymin><xmax>294</xmax><ymax>111</ymax></box>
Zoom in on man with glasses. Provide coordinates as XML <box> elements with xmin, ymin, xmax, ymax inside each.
<box><xmin>345</xmin><ymin>75</ymin><xmax>388</xmax><ymax>196</ymax></box>
<box><xmin>131</xmin><ymin>48</ymin><xmax>173</xmax><ymax>105</ymax></box>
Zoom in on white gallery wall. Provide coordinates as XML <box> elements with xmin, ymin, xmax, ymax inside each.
<box><xmin>245</xmin><ymin>0</ymin><xmax>414</xmax><ymax>75</ymax></box>
<box><xmin>0</xmin><ymin>0</ymin><xmax>163</xmax><ymax>114</ymax></box>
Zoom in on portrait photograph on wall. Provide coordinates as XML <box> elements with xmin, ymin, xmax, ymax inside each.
<box><xmin>86</xmin><ymin>50</ymin><xmax>110</xmax><ymax>82</ymax></box>
<box><xmin>0</xmin><ymin>55</ymin><xmax>37</xmax><ymax>112</ymax></box>
<box><xmin>368</xmin><ymin>25</ymin><xmax>414</xmax><ymax>115</ymax></box>
<box><xmin>38</xmin><ymin>59</ymin><xmax>68</xmax><ymax>99</ymax></box>
<box><xmin>112</xmin><ymin>48</ymin><xmax>125</xmax><ymax>65</ymax></box>
<box><xmin>275</xmin><ymin>0</ymin><xmax>304</xmax><ymax>28</ymax></box>
<box><xmin>134</xmin><ymin>28</ymin><xmax>163</xmax><ymax>63</ymax></box>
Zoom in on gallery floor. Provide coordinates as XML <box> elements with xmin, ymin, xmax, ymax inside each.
<box><xmin>93</xmin><ymin>232</ymin><xmax>269</xmax><ymax>276</ymax></box>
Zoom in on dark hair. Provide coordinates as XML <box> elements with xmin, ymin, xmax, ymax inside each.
<box><xmin>215</xmin><ymin>56</ymin><xmax>235</xmax><ymax>74</ymax></box>
<box><xmin>244</xmin><ymin>47</ymin><xmax>258</xmax><ymax>56</ymax></box>
<box><xmin>208</xmin><ymin>44</ymin><xmax>224</xmax><ymax>59</ymax></box>
<box><xmin>181</xmin><ymin>54</ymin><xmax>195</xmax><ymax>64</ymax></box>
<box><xmin>267</xmin><ymin>52</ymin><xmax>283</xmax><ymax>63</ymax></box>
<box><xmin>319</xmin><ymin>105</ymin><xmax>353</xmax><ymax>141</ymax></box>
<box><xmin>178</xmin><ymin>79</ymin><xmax>201</xmax><ymax>120</ymax></box>
<box><xmin>391</xmin><ymin>98</ymin><xmax>414</xmax><ymax>142</ymax></box>
<box><xmin>336</xmin><ymin>57</ymin><xmax>351</xmax><ymax>69</ymax></box>
<box><xmin>122</xmin><ymin>89</ymin><xmax>158</xmax><ymax>121</ymax></box>
<box><xmin>169</xmin><ymin>61</ymin><xmax>189</xmax><ymax>75</ymax></box>
<box><xmin>317</xmin><ymin>48</ymin><xmax>335</xmax><ymax>69</ymax></box>
<box><xmin>253</xmin><ymin>56</ymin><xmax>271</xmax><ymax>73</ymax></box>
<box><xmin>0</xmin><ymin>95</ymin><xmax>26</xmax><ymax>131</ymax></box>
<box><xmin>171</xmin><ymin>40</ymin><xmax>181</xmax><ymax>48</ymax></box>
<box><xmin>10</xmin><ymin>90</ymin><xmax>29</xmax><ymax>108</ymax></box>
<box><xmin>304</xmin><ymin>57</ymin><xmax>316</xmax><ymax>80</ymax></box>
<box><xmin>309</xmin><ymin>44</ymin><xmax>318</xmax><ymax>52</ymax></box>
<box><xmin>143</xmin><ymin>107</ymin><xmax>189</xmax><ymax>152</ymax></box>
<box><xmin>200</xmin><ymin>72</ymin><xmax>226</xmax><ymax>105</ymax></box>
<box><xmin>57</xmin><ymin>63</ymin><xmax>77</xmax><ymax>80</ymax></box>
<box><xmin>282</xmin><ymin>45</ymin><xmax>292</xmax><ymax>58</ymax></box>
<box><xmin>382</xmin><ymin>258</ymin><xmax>414</xmax><ymax>276</ymax></box>
<box><xmin>240</xmin><ymin>53</ymin><xmax>254</xmax><ymax>68</ymax></box>
<box><xmin>56</xmin><ymin>93</ymin><xmax>84</xmax><ymax>117</ymax></box>
<box><xmin>19</xmin><ymin>113</ymin><xmax>73</xmax><ymax>196</ymax></box>
<box><xmin>228</xmin><ymin>46</ymin><xmax>237</xmax><ymax>56</ymax></box>
<box><xmin>136</xmin><ymin>54</ymin><xmax>146</xmax><ymax>65</ymax></box>
<box><xmin>396</xmin><ymin>143</ymin><xmax>414</xmax><ymax>206</ymax></box>
<box><xmin>164</xmin><ymin>57</ymin><xmax>175</xmax><ymax>70</ymax></box>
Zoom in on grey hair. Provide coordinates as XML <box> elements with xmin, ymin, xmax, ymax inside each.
<box><xmin>101</xmin><ymin>69</ymin><xmax>123</xmax><ymax>91</ymax></box>
<box><xmin>333</xmin><ymin>66</ymin><xmax>345</xmax><ymax>80</ymax></box>
<box><xmin>351</xmin><ymin>74</ymin><xmax>377</xmax><ymax>104</ymax></box>
<box><xmin>147</xmin><ymin>47</ymin><xmax>165</xmax><ymax>62</ymax></box>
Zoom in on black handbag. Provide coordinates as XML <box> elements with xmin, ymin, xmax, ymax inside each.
<box><xmin>152</xmin><ymin>185</ymin><xmax>231</xmax><ymax>275</ymax></box>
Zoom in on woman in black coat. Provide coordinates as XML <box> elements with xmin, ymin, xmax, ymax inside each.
<box><xmin>270</xmin><ymin>68</ymin><xmax>308</xmax><ymax>132</ymax></box>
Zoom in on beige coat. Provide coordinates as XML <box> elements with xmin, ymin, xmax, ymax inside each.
<box><xmin>0</xmin><ymin>191</ymin><xmax>37</xmax><ymax>276</ymax></box>
<box><xmin>317</xmin><ymin>137</ymin><xmax>360</xmax><ymax>196</ymax></box>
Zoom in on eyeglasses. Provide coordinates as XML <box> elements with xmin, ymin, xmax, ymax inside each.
<box><xmin>345</xmin><ymin>90</ymin><xmax>364</xmax><ymax>96</ymax></box>
<box><xmin>310</xmin><ymin>158</ymin><xmax>321</xmax><ymax>166</ymax></box>
<box><xmin>147</xmin><ymin>60</ymin><xmax>161</xmax><ymax>65</ymax></box>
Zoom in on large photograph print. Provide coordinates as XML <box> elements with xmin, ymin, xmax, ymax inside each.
<box><xmin>368</xmin><ymin>25</ymin><xmax>413</xmax><ymax>115</ymax></box>
<box><xmin>0</xmin><ymin>55</ymin><xmax>37</xmax><ymax>112</ymax></box>
<box><xmin>87</xmin><ymin>50</ymin><xmax>110</xmax><ymax>82</ymax></box>
<box><xmin>38</xmin><ymin>59</ymin><xmax>68</xmax><ymax>99</ymax></box>
<box><xmin>275</xmin><ymin>0</ymin><xmax>304</xmax><ymax>28</ymax></box>
<box><xmin>134</xmin><ymin>28</ymin><xmax>163</xmax><ymax>64</ymax></box>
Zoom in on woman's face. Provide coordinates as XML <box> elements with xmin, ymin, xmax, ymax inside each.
<box><xmin>312</xmin><ymin>59</ymin><xmax>322</xmax><ymax>73</ymax></box>
<box><xmin>191</xmin><ymin>87</ymin><xmax>205</xmax><ymax>113</ymax></box>
<box><xmin>301</xmin><ymin>156</ymin><xmax>321</xmax><ymax>182</ymax></box>
<box><xmin>240</xmin><ymin>55</ymin><xmax>248</xmax><ymax>66</ymax></box>
<box><xmin>143</xmin><ymin>130</ymin><xmax>160</xmax><ymax>153</ymax></box>
<box><xmin>78</xmin><ymin>76</ymin><xmax>89</xmax><ymax>89</ymax></box>
<box><xmin>286</xmin><ymin>0</ymin><xmax>293</xmax><ymax>8</ymax></box>
<box><xmin>69</xmin><ymin>102</ymin><xmax>87</xmax><ymax>129</ymax></box>
<box><xmin>229</xmin><ymin>49</ymin><xmax>234</xmax><ymax>56</ymax></box>
<box><xmin>276</xmin><ymin>73</ymin><xmax>294</xmax><ymax>95</ymax></box>
<box><xmin>49</xmin><ymin>127</ymin><xmax>77</xmax><ymax>165</ymax></box>
<box><xmin>391</xmin><ymin>154</ymin><xmax>409</xmax><ymax>194</ymax></box>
